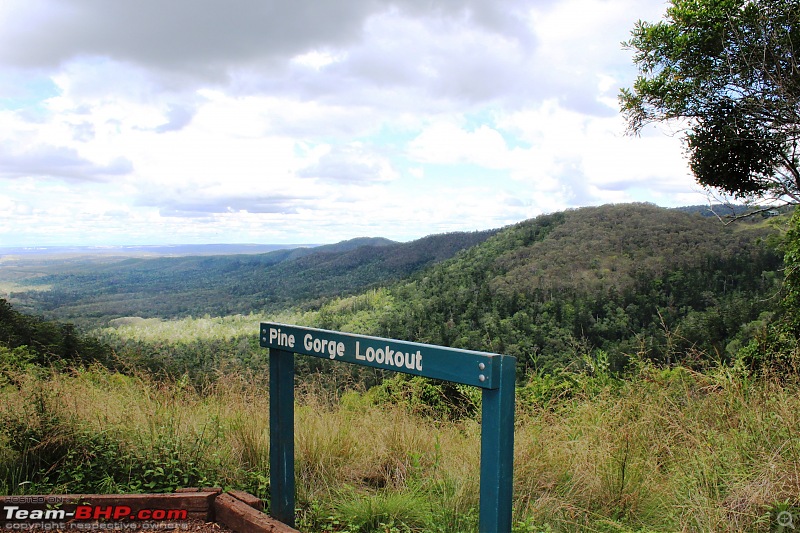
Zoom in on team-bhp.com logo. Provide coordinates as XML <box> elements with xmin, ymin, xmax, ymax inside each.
<box><xmin>5</xmin><ymin>506</ymin><xmax>187</xmax><ymax>521</ymax></box>
<box><xmin>3</xmin><ymin>503</ymin><xmax>190</xmax><ymax>530</ymax></box>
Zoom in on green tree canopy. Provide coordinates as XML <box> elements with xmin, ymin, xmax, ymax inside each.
<box><xmin>620</xmin><ymin>0</ymin><xmax>800</xmax><ymax>205</ymax></box>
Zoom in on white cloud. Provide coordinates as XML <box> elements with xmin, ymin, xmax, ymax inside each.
<box><xmin>299</xmin><ymin>143</ymin><xmax>399</xmax><ymax>184</ymax></box>
<box><xmin>408</xmin><ymin>123</ymin><xmax>510</xmax><ymax>168</ymax></box>
<box><xmin>291</xmin><ymin>50</ymin><xmax>347</xmax><ymax>71</ymax></box>
<box><xmin>0</xmin><ymin>0</ymin><xmax>705</xmax><ymax>246</ymax></box>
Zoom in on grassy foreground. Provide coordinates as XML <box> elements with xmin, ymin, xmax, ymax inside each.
<box><xmin>1</xmin><ymin>363</ymin><xmax>799</xmax><ymax>532</ymax></box>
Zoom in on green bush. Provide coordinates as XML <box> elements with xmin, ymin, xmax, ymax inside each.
<box><xmin>366</xmin><ymin>374</ymin><xmax>481</xmax><ymax>420</ymax></box>
<box><xmin>0</xmin><ymin>384</ymin><xmax>226</xmax><ymax>494</ymax></box>
<box><xmin>736</xmin><ymin>323</ymin><xmax>800</xmax><ymax>377</ymax></box>
<box><xmin>782</xmin><ymin>208</ymin><xmax>800</xmax><ymax>336</ymax></box>
<box><xmin>0</xmin><ymin>345</ymin><xmax>40</xmax><ymax>386</ymax></box>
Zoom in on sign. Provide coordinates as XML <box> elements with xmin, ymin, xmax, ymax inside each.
<box><xmin>260</xmin><ymin>322</ymin><xmax>516</xmax><ymax>533</ymax></box>
<box><xmin>260</xmin><ymin>323</ymin><xmax>501</xmax><ymax>388</ymax></box>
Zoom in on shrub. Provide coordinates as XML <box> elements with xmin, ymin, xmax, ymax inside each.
<box><xmin>366</xmin><ymin>374</ymin><xmax>480</xmax><ymax>420</ymax></box>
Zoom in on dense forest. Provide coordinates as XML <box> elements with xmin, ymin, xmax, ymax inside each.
<box><xmin>1</xmin><ymin>203</ymin><xmax>789</xmax><ymax>374</ymax></box>
<box><xmin>2</xmin><ymin>231</ymin><xmax>496</xmax><ymax>324</ymax></box>
<box><xmin>1</xmin><ymin>202</ymin><xmax>791</xmax><ymax>378</ymax></box>
<box><xmin>2</xmin><ymin>202</ymin><xmax>799</xmax><ymax>532</ymax></box>
<box><xmin>288</xmin><ymin>204</ymin><xmax>785</xmax><ymax>373</ymax></box>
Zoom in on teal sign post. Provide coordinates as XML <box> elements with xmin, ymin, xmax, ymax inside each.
<box><xmin>260</xmin><ymin>322</ymin><xmax>516</xmax><ymax>532</ymax></box>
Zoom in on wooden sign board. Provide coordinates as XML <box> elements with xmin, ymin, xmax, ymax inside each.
<box><xmin>261</xmin><ymin>322</ymin><xmax>501</xmax><ymax>388</ymax></box>
<box><xmin>259</xmin><ymin>322</ymin><xmax>515</xmax><ymax>533</ymax></box>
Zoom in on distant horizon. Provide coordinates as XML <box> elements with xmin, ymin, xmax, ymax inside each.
<box><xmin>0</xmin><ymin>243</ymin><xmax>321</xmax><ymax>249</ymax></box>
<box><xmin>0</xmin><ymin>242</ymin><xmax>321</xmax><ymax>256</ymax></box>
<box><xmin>0</xmin><ymin>202</ymin><xmax>748</xmax><ymax>252</ymax></box>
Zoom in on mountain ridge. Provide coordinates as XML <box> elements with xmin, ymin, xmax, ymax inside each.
<box><xmin>312</xmin><ymin>203</ymin><xmax>784</xmax><ymax>370</ymax></box>
<box><xmin>5</xmin><ymin>230</ymin><xmax>495</xmax><ymax>323</ymax></box>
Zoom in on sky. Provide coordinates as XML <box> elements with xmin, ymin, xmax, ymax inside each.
<box><xmin>0</xmin><ymin>0</ymin><xmax>707</xmax><ymax>247</ymax></box>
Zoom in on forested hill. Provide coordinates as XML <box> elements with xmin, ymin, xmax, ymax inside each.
<box><xmin>316</xmin><ymin>203</ymin><xmax>783</xmax><ymax>372</ymax></box>
<box><xmin>5</xmin><ymin>203</ymin><xmax>785</xmax><ymax>372</ymax></box>
<box><xmin>11</xmin><ymin>230</ymin><xmax>496</xmax><ymax>323</ymax></box>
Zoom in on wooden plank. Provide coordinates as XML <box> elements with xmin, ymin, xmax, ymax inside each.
<box><xmin>269</xmin><ymin>347</ymin><xmax>296</xmax><ymax>527</ymax></box>
<box><xmin>214</xmin><ymin>493</ymin><xmax>299</xmax><ymax>533</ymax></box>
<box><xmin>479</xmin><ymin>354</ymin><xmax>516</xmax><ymax>533</ymax></box>
<box><xmin>175</xmin><ymin>487</ymin><xmax>222</xmax><ymax>494</ymax></box>
<box><xmin>228</xmin><ymin>489</ymin><xmax>264</xmax><ymax>511</ymax></box>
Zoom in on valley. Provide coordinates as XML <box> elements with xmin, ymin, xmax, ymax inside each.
<box><xmin>1</xmin><ymin>203</ymin><xmax>797</xmax><ymax>532</ymax></box>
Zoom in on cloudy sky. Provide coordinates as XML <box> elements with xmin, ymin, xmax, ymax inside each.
<box><xmin>0</xmin><ymin>0</ymin><xmax>704</xmax><ymax>247</ymax></box>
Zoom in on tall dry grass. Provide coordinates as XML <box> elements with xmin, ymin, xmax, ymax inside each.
<box><xmin>514</xmin><ymin>366</ymin><xmax>800</xmax><ymax>532</ymax></box>
<box><xmin>1</xmin><ymin>364</ymin><xmax>799</xmax><ymax>532</ymax></box>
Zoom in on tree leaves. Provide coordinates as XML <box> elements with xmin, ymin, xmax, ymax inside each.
<box><xmin>621</xmin><ymin>0</ymin><xmax>800</xmax><ymax>202</ymax></box>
